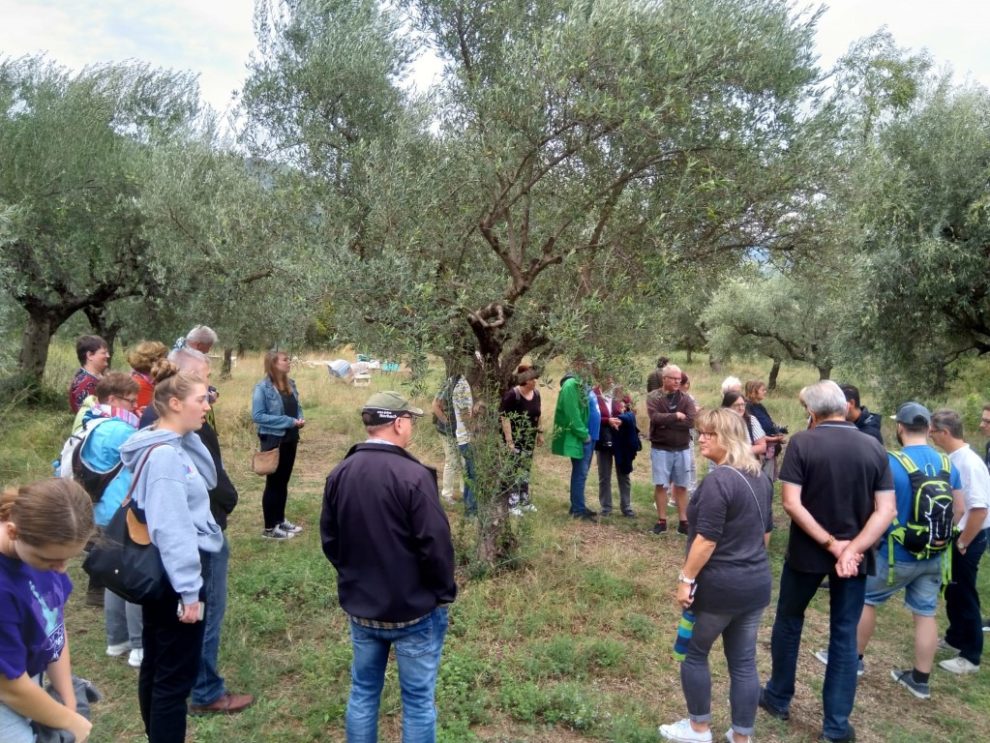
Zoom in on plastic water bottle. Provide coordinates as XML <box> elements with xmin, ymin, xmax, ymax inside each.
<box><xmin>673</xmin><ymin>609</ymin><xmax>696</xmax><ymax>662</ymax></box>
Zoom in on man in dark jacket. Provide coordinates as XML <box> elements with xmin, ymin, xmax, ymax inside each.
<box><xmin>321</xmin><ymin>391</ymin><xmax>456</xmax><ymax>743</ymax></box>
<box><xmin>840</xmin><ymin>384</ymin><xmax>884</xmax><ymax>445</ymax></box>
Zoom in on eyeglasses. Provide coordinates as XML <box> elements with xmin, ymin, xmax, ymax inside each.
<box><xmin>698</xmin><ymin>431</ymin><xmax>718</xmax><ymax>438</ymax></box>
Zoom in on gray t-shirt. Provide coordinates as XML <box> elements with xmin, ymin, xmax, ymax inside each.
<box><xmin>686</xmin><ymin>465</ymin><xmax>774</xmax><ymax>614</ymax></box>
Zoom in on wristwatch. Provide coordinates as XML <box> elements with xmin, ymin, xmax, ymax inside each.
<box><xmin>677</xmin><ymin>572</ymin><xmax>695</xmax><ymax>585</ymax></box>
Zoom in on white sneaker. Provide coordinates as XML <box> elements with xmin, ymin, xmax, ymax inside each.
<box><xmin>106</xmin><ymin>642</ymin><xmax>130</xmax><ymax>657</ymax></box>
<box><xmin>658</xmin><ymin>719</ymin><xmax>712</xmax><ymax>742</ymax></box>
<box><xmin>263</xmin><ymin>526</ymin><xmax>296</xmax><ymax>540</ymax></box>
<box><xmin>725</xmin><ymin>729</ymin><xmax>751</xmax><ymax>743</ymax></box>
<box><xmin>279</xmin><ymin>520</ymin><xmax>303</xmax><ymax>534</ymax></box>
<box><xmin>509</xmin><ymin>507</ymin><xmax>523</xmax><ymax>517</ymax></box>
<box><xmin>939</xmin><ymin>656</ymin><xmax>979</xmax><ymax>674</ymax></box>
<box><xmin>128</xmin><ymin>648</ymin><xmax>144</xmax><ymax>668</ymax></box>
<box><xmin>521</xmin><ymin>503</ymin><xmax>538</xmax><ymax>512</ymax></box>
<box><xmin>814</xmin><ymin>648</ymin><xmax>865</xmax><ymax>676</ymax></box>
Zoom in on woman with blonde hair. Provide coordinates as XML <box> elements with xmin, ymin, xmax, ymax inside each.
<box><xmin>659</xmin><ymin>408</ymin><xmax>773</xmax><ymax>743</ymax></box>
<box><xmin>118</xmin><ymin>360</ymin><xmax>223</xmax><ymax>743</ymax></box>
<box><xmin>0</xmin><ymin>478</ymin><xmax>95</xmax><ymax>743</ymax></box>
<box><xmin>252</xmin><ymin>350</ymin><xmax>305</xmax><ymax>540</ymax></box>
<box><xmin>127</xmin><ymin>341</ymin><xmax>169</xmax><ymax>416</ymax></box>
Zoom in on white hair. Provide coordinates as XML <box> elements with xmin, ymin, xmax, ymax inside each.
<box><xmin>801</xmin><ymin>380</ymin><xmax>847</xmax><ymax>418</ymax></box>
<box><xmin>186</xmin><ymin>325</ymin><xmax>218</xmax><ymax>346</ymax></box>
<box><xmin>721</xmin><ymin>376</ymin><xmax>742</xmax><ymax>395</ymax></box>
<box><xmin>168</xmin><ymin>346</ymin><xmax>210</xmax><ymax>370</ymax></box>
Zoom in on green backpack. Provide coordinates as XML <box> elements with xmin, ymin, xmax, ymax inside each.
<box><xmin>887</xmin><ymin>450</ymin><xmax>957</xmax><ymax>586</ymax></box>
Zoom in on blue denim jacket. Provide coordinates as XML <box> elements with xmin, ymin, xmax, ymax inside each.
<box><xmin>252</xmin><ymin>377</ymin><xmax>303</xmax><ymax>437</ymax></box>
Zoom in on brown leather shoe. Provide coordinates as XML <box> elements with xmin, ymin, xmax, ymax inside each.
<box><xmin>190</xmin><ymin>691</ymin><xmax>255</xmax><ymax>715</ymax></box>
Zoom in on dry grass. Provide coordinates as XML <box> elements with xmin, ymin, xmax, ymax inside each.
<box><xmin>4</xmin><ymin>349</ymin><xmax>989</xmax><ymax>742</ymax></box>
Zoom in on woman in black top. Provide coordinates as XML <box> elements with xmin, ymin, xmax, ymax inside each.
<box><xmin>251</xmin><ymin>351</ymin><xmax>305</xmax><ymax>540</ymax></box>
<box><xmin>659</xmin><ymin>408</ymin><xmax>773</xmax><ymax>743</ymax></box>
<box><xmin>499</xmin><ymin>365</ymin><xmax>542</xmax><ymax>514</ymax></box>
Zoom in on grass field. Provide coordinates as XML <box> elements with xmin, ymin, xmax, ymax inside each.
<box><xmin>4</xmin><ymin>348</ymin><xmax>990</xmax><ymax>742</ymax></box>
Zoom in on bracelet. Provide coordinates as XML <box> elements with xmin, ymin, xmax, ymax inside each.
<box><xmin>677</xmin><ymin>572</ymin><xmax>695</xmax><ymax>585</ymax></box>
<box><xmin>822</xmin><ymin>534</ymin><xmax>835</xmax><ymax>549</ymax></box>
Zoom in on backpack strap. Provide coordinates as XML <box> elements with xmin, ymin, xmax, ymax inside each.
<box><xmin>890</xmin><ymin>450</ymin><xmax>918</xmax><ymax>475</ymax></box>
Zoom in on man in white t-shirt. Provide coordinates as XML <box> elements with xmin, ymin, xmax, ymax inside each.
<box><xmin>930</xmin><ymin>409</ymin><xmax>990</xmax><ymax>674</ymax></box>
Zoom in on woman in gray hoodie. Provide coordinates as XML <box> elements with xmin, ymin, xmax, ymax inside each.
<box><xmin>119</xmin><ymin>361</ymin><xmax>222</xmax><ymax>743</ymax></box>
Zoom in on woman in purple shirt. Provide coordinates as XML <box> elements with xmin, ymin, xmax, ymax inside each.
<box><xmin>0</xmin><ymin>478</ymin><xmax>95</xmax><ymax>743</ymax></box>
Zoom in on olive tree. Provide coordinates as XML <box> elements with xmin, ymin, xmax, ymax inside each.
<box><xmin>0</xmin><ymin>56</ymin><xmax>202</xmax><ymax>384</ymax></box>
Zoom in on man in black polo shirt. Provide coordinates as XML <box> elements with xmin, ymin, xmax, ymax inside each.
<box><xmin>321</xmin><ymin>391</ymin><xmax>457</xmax><ymax>743</ymax></box>
<box><xmin>760</xmin><ymin>381</ymin><xmax>895</xmax><ymax>743</ymax></box>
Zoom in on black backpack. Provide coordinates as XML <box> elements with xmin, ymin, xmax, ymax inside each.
<box><xmin>888</xmin><ymin>450</ymin><xmax>955</xmax><ymax>559</ymax></box>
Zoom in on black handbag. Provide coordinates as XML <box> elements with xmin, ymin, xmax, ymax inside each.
<box><xmin>83</xmin><ymin>445</ymin><xmax>169</xmax><ymax>605</ymax></box>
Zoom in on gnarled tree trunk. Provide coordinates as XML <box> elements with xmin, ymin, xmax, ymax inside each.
<box><xmin>768</xmin><ymin>358</ymin><xmax>781</xmax><ymax>391</ymax></box>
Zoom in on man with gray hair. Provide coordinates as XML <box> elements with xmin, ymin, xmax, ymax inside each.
<box><xmin>760</xmin><ymin>380</ymin><xmax>895</xmax><ymax>743</ymax></box>
<box><xmin>646</xmin><ymin>363</ymin><xmax>696</xmax><ymax>534</ymax></box>
<box><xmin>929</xmin><ymin>408</ymin><xmax>990</xmax><ymax>674</ymax></box>
<box><xmin>183</xmin><ymin>325</ymin><xmax>219</xmax><ymax>355</ymax></box>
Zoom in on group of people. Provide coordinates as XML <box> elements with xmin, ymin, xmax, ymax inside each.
<box><xmin>659</xmin><ymin>381</ymin><xmax>990</xmax><ymax>743</ymax></box>
<box><xmin>0</xmin><ymin>328</ymin><xmax>317</xmax><ymax>743</ymax></box>
<box><xmin>429</xmin><ymin>357</ymin><xmax>990</xmax><ymax>743</ymax></box>
<box><xmin>5</xmin><ymin>342</ymin><xmax>990</xmax><ymax>743</ymax></box>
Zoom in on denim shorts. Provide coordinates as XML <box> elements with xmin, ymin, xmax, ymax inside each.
<box><xmin>0</xmin><ymin>700</ymin><xmax>34</xmax><ymax>743</ymax></box>
<box><xmin>864</xmin><ymin>556</ymin><xmax>942</xmax><ymax>616</ymax></box>
<box><xmin>650</xmin><ymin>447</ymin><xmax>690</xmax><ymax>487</ymax></box>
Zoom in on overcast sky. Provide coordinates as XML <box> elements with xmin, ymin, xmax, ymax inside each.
<box><xmin>0</xmin><ymin>0</ymin><xmax>986</xmax><ymax>114</ymax></box>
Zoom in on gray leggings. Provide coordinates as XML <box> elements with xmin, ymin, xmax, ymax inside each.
<box><xmin>681</xmin><ymin>605</ymin><xmax>765</xmax><ymax>736</ymax></box>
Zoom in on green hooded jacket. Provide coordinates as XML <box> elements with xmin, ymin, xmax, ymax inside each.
<box><xmin>551</xmin><ymin>375</ymin><xmax>590</xmax><ymax>459</ymax></box>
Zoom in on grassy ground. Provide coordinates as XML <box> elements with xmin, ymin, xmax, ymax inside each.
<box><xmin>4</xmin><ymin>349</ymin><xmax>990</xmax><ymax>742</ymax></box>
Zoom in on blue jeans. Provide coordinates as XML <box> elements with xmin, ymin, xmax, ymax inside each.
<box><xmin>346</xmin><ymin>606</ymin><xmax>449</xmax><ymax>743</ymax></box>
<box><xmin>191</xmin><ymin>535</ymin><xmax>230</xmax><ymax>706</ymax></box>
<box><xmin>682</xmin><ymin>606</ymin><xmax>765</xmax><ymax>736</ymax></box>
<box><xmin>458</xmin><ymin>444</ymin><xmax>477</xmax><ymax>516</ymax></box>
<box><xmin>945</xmin><ymin>529</ymin><xmax>988</xmax><ymax>665</ymax></box>
<box><xmin>569</xmin><ymin>441</ymin><xmax>594</xmax><ymax>515</ymax></box>
<box><xmin>764</xmin><ymin>562</ymin><xmax>865</xmax><ymax>741</ymax></box>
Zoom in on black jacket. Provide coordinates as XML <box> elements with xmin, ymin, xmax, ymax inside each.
<box><xmin>854</xmin><ymin>406</ymin><xmax>884</xmax><ymax>446</ymax></box>
<box><xmin>140</xmin><ymin>408</ymin><xmax>238</xmax><ymax>529</ymax></box>
<box><xmin>321</xmin><ymin>442</ymin><xmax>457</xmax><ymax>622</ymax></box>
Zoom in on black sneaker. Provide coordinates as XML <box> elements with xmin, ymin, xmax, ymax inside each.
<box><xmin>983</xmin><ymin>617</ymin><xmax>990</xmax><ymax>633</ymax></box>
<box><xmin>652</xmin><ymin>520</ymin><xmax>667</xmax><ymax>535</ymax></box>
<box><xmin>622</xmin><ymin>511</ymin><xmax>636</xmax><ymax>518</ymax></box>
<box><xmin>818</xmin><ymin>723</ymin><xmax>855</xmax><ymax>742</ymax></box>
<box><xmin>891</xmin><ymin>669</ymin><xmax>930</xmax><ymax>699</ymax></box>
<box><xmin>577</xmin><ymin>510</ymin><xmax>598</xmax><ymax>522</ymax></box>
<box><xmin>677</xmin><ymin>520</ymin><xmax>689</xmax><ymax>535</ymax></box>
<box><xmin>758</xmin><ymin>689</ymin><xmax>789</xmax><ymax>721</ymax></box>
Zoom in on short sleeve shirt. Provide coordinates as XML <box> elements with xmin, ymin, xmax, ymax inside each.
<box><xmin>0</xmin><ymin>555</ymin><xmax>72</xmax><ymax>680</ymax></box>
<box><xmin>687</xmin><ymin>466</ymin><xmax>774</xmax><ymax>614</ymax></box>
<box><xmin>68</xmin><ymin>368</ymin><xmax>100</xmax><ymax>413</ymax></box>
<box><xmin>499</xmin><ymin>387</ymin><xmax>541</xmax><ymax>446</ymax></box>
<box><xmin>949</xmin><ymin>445</ymin><xmax>990</xmax><ymax>532</ymax></box>
<box><xmin>884</xmin><ymin>445</ymin><xmax>963</xmax><ymax>563</ymax></box>
<box><xmin>778</xmin><ymin>421</ymin><xmax>893</xmax><ymax>575</ymax></box>
<box><xmin>452</xmin><ymin>377</ymin><xmax>473</xmax><ymax>446</ymax></box>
